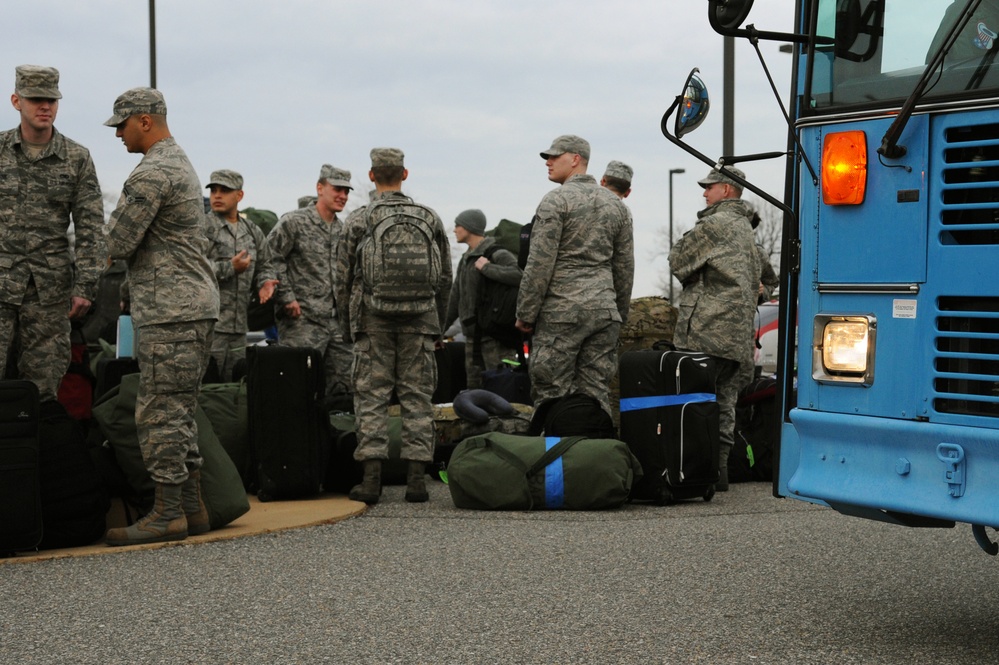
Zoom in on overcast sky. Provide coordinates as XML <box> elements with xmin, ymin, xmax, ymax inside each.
<box><xmin>6</xmin><ymin>0</ymin><xmax>794</xmax><ymax>297</ymax></box>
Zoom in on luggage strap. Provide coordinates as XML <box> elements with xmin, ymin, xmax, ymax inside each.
<box><xmin>619</xmin><ymin>393</ymin><xmax>716</xmax><ymax>413</ymax></box>
<box><xmin>482</xmin><ymin>435</ymin><xmax>585</xmax><ymax>510</ymax></box>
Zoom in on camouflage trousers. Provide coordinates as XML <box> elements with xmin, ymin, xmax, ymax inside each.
<box><xmin>277</xmin><ymin>315</ymin><xmax>352</xmax><ymax>395</ymax></box>
<box><xmin>463</xmin><ymin>325</ymin><xmax>518</xmax><ymax>390</ymax></box>
<box><xmin>135</xmin><ymin>320</ymin><xmax>214</xmax><ymax>485</ymax></box>
<box><xmin>0</xmin><ymin>279</ymin><xmax>71</xmax><ymax>401</ymax></box>
<box><xmin>711</xmin><ymin>355</ymin><xmax>742</xmax><ymax>450</ymax></box>
<box><xmin>208</xmin><ymin>331</ymin><xmax>247</xmax><ymax>382</ymax></box>
<box><xmin>529</xmin><ymin>316</ymin><xmax>621</xmax><ymax>418</ymax></box>
<box><xmin>351</xmin><ymin>331</ymin><xmax>436</xmax><ymax>463</ymax></box>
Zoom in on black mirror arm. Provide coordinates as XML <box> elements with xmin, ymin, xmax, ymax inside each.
<box><xmin>660</xmin><ymin>102</ymin><xmax>796</xmax><ymax>227</ymax></box>
<box><xmin>747</xmin><ymin>29</ymin><xmax>819</xmax><ymax>186</ymax></box>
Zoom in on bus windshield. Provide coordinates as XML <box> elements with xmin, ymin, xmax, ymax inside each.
<box><xmin>808</xmin><ymin>0</ymin><xmax>999</xmax><ymax>110</ymax></box>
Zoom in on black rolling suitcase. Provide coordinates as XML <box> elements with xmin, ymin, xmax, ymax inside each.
<box><xmin>0</xmin><ymin>380</ymin><xmax>43</xmax><ymax>553</ymax></box>
<box><xmin>247</xmin><ymin>346</ymin><xmax>330</xmax><ymax>501</ymax></box>
<box><xmin>619</xmin><ymin>349</ymin><xmax>719</xmax><ymax>504</ymax></box>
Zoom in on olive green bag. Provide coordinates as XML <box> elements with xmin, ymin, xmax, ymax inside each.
<box><xmin>447</xmin><ymin>433</ymin><xmax>642</xmax><ymax>510</ymax></box>
<box><xmin>91</xmin><ymin>374</ymin><xmax>250</xmax><ymax>530</ymax></box>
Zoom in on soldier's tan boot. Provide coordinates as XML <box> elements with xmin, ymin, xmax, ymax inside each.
<box><xmin>349</xmin><ymin>460</ymin><xmax>382</xmax><ymax>505</ymax></box>
<box><xmin>182</xmin><ymin>469</ymin><xmax>211</xmax><ymax>536</ymax></box>
<box><xmin>106</xmin><ymin>483</ymin><xmax>188</xmax><ymax>546</ymax></box>
<box><xmin>405</xmin><ymin>461</ymin><xmax>429</xmax><ymax>503</ymax></box>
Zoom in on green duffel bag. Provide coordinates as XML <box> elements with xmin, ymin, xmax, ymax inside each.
<box><xmin>92</xmin><ymin>374</ymin><xmax>250</xmax><ymax>530</ymax></box>
<box><xmin>198</xmin><ymin>382</ymin><xmax>252</xmax><ymax>491</ymax></box>
<box><xmin>447</xmin><ymin>433</ymin><xmax>642</xmax><ymax>510</ymax></box>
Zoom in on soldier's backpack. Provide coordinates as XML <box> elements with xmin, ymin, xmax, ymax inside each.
<box><xmin>359</xmin><ymin>198</ymin><xmax>442</xmax><ymax>317</ymax></box>
<box><xmin>475</xmin><ymin>245</ymin><xmax>521</xmax><ymax>350</ymax></box>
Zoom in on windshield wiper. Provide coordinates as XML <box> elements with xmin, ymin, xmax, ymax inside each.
<box><xmin>879</xmin><ymin>0</ymin><xmax>983</xmax><ymax>159</ymax></box>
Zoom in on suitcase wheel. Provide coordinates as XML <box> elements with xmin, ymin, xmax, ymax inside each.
<box><xmin>257</xmin><ymin>490</ymin><xmax>274</xmax><ymax>503</ymax></box>
<box><xmin>703</xmin><ymin>487</ymin><xmax>715</xmax><ymax>502</ymax></box>
<box><xmin>655</xmin><ymin>486</ymin><xmax>673</xmax><ymax>506</ymax></box>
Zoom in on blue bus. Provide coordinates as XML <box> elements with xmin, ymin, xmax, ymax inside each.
<box><xmin>666</xmin><ymin>0</ymin><xmax>999</xmax><ymax>555</ymax></box>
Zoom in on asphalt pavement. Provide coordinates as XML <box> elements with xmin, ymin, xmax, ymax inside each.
<box><xmin>2</xmin><ymin>480</ymin><xmax>998</xmax><ymax>664</ymax></box>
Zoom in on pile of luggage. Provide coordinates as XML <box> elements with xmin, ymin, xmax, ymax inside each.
<box><xmin>1</xmin><ymin>294</ymin><xmax>783</xmax><ymax>555</ymax></box>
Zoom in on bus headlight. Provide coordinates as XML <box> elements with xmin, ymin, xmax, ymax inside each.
<box><xmin>812</xmin><ymin>314</ymin><xmax>876</xmax><ymax>385</ymax></box>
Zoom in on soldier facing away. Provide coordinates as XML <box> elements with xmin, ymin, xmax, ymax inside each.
<box><xmin>335</xmin><ymin>147</ymin><xmax>452</xmax><ymax>505</ymax></box>
<box><xmin>102</xmin><ymin>87</ymin><xmax>220</xmax><ymax>546</ymax></box>
<box><xmin>0</xmin><ymin>65</ymin><xmax>106</xmax><ymax>400</ymax></box>
<box><xmin>516</xmin><ymin>134</ymin><xmax>634</xmax><ymax>418</ymax></box>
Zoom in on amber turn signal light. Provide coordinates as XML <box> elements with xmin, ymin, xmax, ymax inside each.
<box><xmin>822</xmin><ymin>130</ymin><xmax>867</xmax><ymax>205</ymax></box>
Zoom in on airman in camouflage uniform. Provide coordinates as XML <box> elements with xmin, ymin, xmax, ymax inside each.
<box><xmin>516</xmin><ymin>135</ymin><xmax>635</xmax><ymax>418</ymax></box>
<box><xmin>445</xmin><ymin>208</ymin><xmax>522</xmax><ymax>388</ymax></box>
<box><xmin>269</xmin><ymin>165</ymin><xmax>353</xmax><ymax>396</ymax></box>
<box><xmin>0</xmin><ymin>65</ymin><xmax>106</xmax><ymax>400</ymax></box>
<box><xmin>600</xmin><ymin>160</ymin><xmax>633</xmax><ymax>199</ymax></box>
<box><xmin>205</xmin><ymin>169</ymin><xmax>278</xmax><ymax>381</ymax></box>
<box><xmin>102</xmin><ymin>87</ymin><xmax>220</xmax><ymax>546</ymax></box>
<box><xmin>335</xmin><ymin>147</ymin><xmax>452</xmax><ymax>504</ymax></box>
<box><xmin>669</xmin><ymin>166</ymin><xmax>762</xmax><ymax>491</ymax></box>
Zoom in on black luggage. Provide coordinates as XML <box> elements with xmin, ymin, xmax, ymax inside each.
<box><xmin>37</xmin><ymin>400</ymin><xmax>110</xmax><ymax>549</ymax></box>
<box><xmin>433</xmin><ymin>341</ymin><xmax>467</xmax><ymax>403</ymax></box>
<box><xmin>94</xmin><ymin>356</ymin><xmax>140</xmax><ymax>400</ymax></box>
<box><xmin>619</xmin><ymin>349</ymin><xmax>720</xmax><ymax>504</ymax></box>
<box><xmin>247</xmin><ymin>346</ymin><xmax>330</xmax><ymax>501</ymax></box>
<box><xmin>731</xmin><ymin>377</ymin><xmax>779</xmax><ymax>483</ymax></box>
<box><xmin>0</xmin><ymin>380</ymin><xmax>43</xmax><ymax>553</ymax></box>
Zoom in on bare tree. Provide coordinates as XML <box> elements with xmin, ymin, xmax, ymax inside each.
<box><xmin>752</xmin><ymin>196</ymin><xmax>782</xmax><ymax>276</ymax></box>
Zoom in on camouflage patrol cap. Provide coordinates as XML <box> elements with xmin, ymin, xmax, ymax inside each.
<box><xmin>603</xmin><ymin>160</ymin><xmax>633</xmax><ymax>184</ymax></box>
<box><xmin>298</xmin><ymin>195</ymin><xmax>317</xmax><ymax>208</ymax></box>
<box><xmin>370</xmin><ymin>148</ymin><xmax>405</xmax><ymax>168</ymax></box>
<box><xmin>206</xmin><ymin>169</ymin><xmax>243</xmax><ymax>191</ymax></box>
<box><xmin>103</xmin><ymin>87</ymin><xmax>168</xmax><ymax>127</ymax></box>
<box><xmin>540</xmin><ymin>134</ymin><xmax>590</xmax><ymax>161</ymax></box>
<box><xmin>319</xmin><ymin>164</ymin><xmax>353</xmax><ymax>189</ymax></box>
<box><xmin>698</xmin><ymin>166</ymin><xmax>746</xmax><ymax>189</ymax></box>
<box><xmin>14</xmin><ymin>65</ymin><xmax>62</xmax><ymax>99</ymax></box>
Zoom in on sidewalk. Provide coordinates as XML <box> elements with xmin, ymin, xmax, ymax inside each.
<box><xmin>0</xmin><ymin>493</ymin><xmax>367</xmax><ymax>565</ymax></box>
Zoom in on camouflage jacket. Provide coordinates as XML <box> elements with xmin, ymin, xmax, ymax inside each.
<box><xmin>446</xmin><ymin>236</ymin><xmax>521</xmax><ymax>333</ymax></box>
<box><xmin>268</xmin><ymin>204</ymin><xmax>340</xmax><ymax>327</ymax></box>
<box><xmin>517</xmin><ymin>173</ymin><xmax>634</xmax><ymax>326</ymax></box>
<box><xmin>207</xmin><ymin>212</ymin><xmax>276</xmax><ymax>334</ymax></box>
<box><xmin>105</xmin><ymin>137</ymin><xmax>219</xmax><ymax>328</ymax></box>
<box><xmin>0</xmin><ymin>126</ymin><xmax>106</xmax><ymax>306</ymax></box>
<box><xmin>669</xmin><ymin>197</ymin><xmax>761</xmax><ymax>362</ymax></box>
<box><xmin>335</xmin><ymin>190</ymin><xmax>452</xmax><ymax>339</ymax></box>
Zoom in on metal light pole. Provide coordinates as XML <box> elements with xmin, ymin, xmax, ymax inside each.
<box><xmin>668</xmin><ymin>168</ymin><xmax>685</xmax><ymax>303</ymax></box>
<box><xmin>149</xmin><ymin>0</ymin><xmax>157</xmax><ymax>88</ymax></box>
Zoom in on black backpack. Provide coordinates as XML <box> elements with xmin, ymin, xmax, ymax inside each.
<box><xmin>529</xmin><ymin>393</ymin><xmax>616</xmax><ymax>439</ymax></box>
<box><xmin>475</xmin><ymin>245</ymin><xmax>521</xmax><ymax>350</ymax></box>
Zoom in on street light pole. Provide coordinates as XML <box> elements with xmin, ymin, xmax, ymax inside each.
<box><xmin>668</xmin><ymin>168</ymin><xmax>685</xmax><ymax>303</ymax></box>
<box><xmin>149</xmin><ymin>0</ymin><xmax>157</xmax><ymax>88</ymax></box>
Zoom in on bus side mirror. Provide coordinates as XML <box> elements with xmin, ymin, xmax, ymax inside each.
<box><xmin>676</xmin><ymin>69</ymin><xmax>711</xmax><ymax>139</ymax></box>
<box><xmin>708</xmin><ymin>0</ymin><xmax>754</xmax><ymax>34</ymax></box>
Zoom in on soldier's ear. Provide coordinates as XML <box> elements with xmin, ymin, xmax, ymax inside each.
<box><xmin>10</xmin><ymin>94</ymin><xmax>20</xmax><ymax>111</ymax></box>
<box><xmin>401</xmin><ymin>168</ymin><xmax>409</xmax><ymax>182</ymax></box>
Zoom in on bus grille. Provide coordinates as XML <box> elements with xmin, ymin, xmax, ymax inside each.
<box><xmin>935</xmin><ymin>297</ymin><xmax>999</xmax><ymax>418</ymax></box>
<box><xmin>941</xmin><ymin>123</ymin><xmax>999</xmax><ymax>245</ymax></box>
